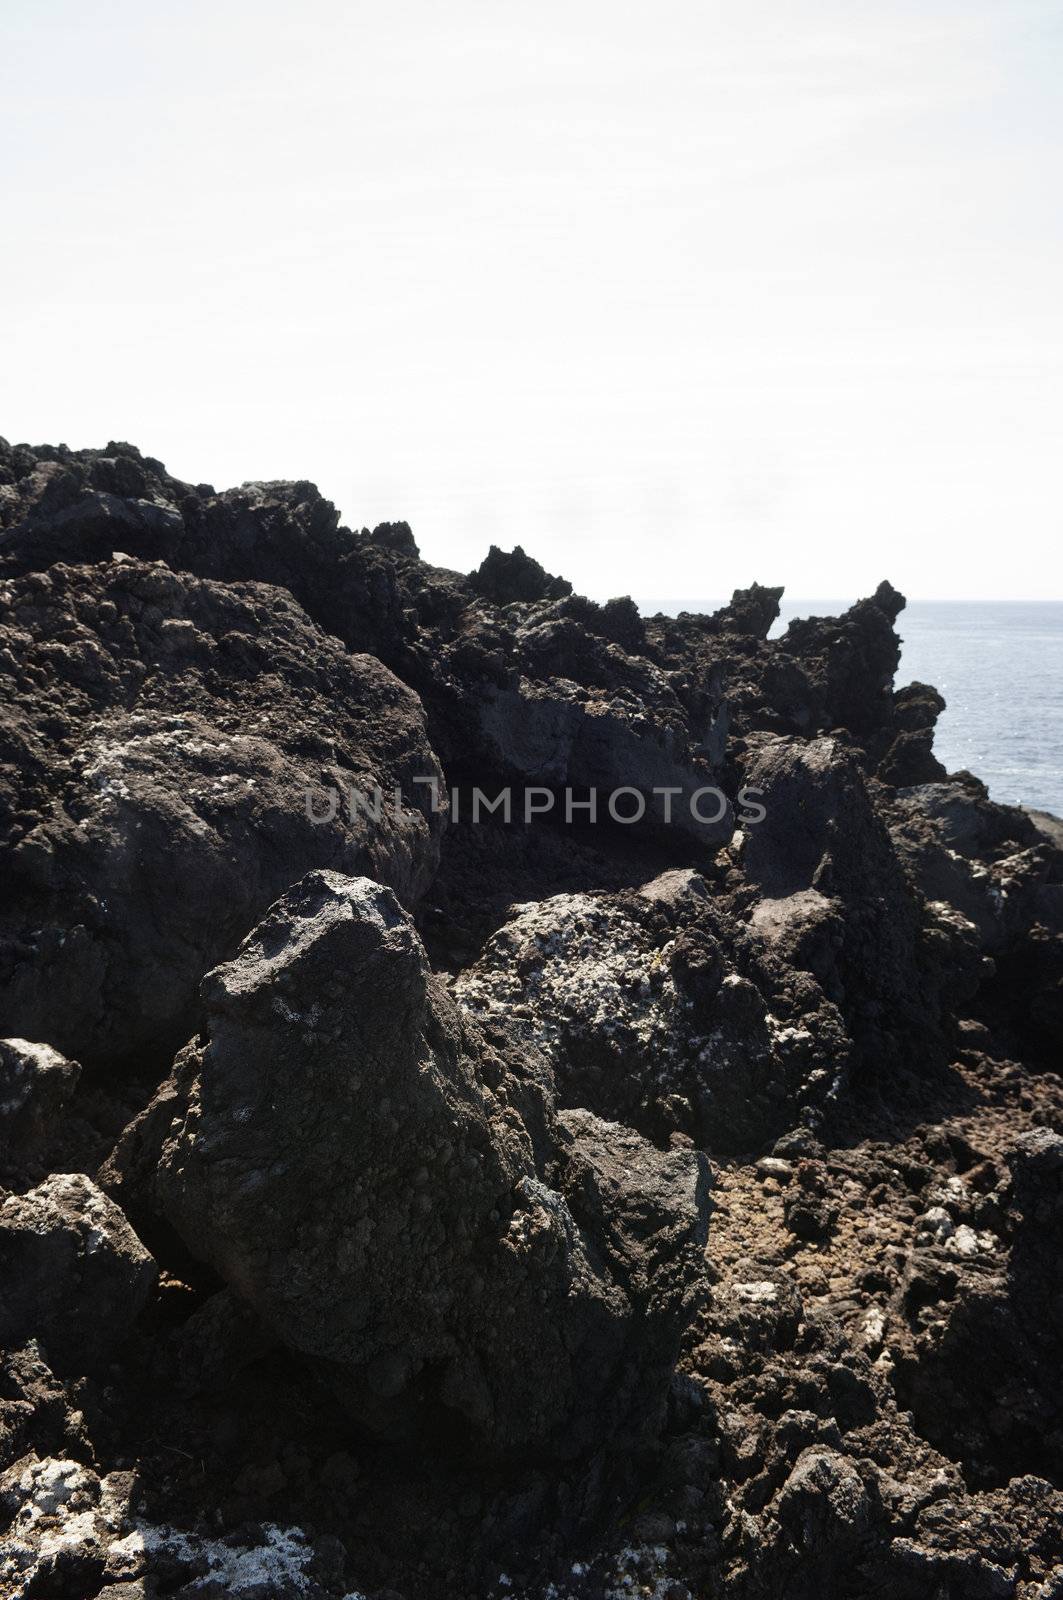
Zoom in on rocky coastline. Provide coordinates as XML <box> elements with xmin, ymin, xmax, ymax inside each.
<box><xmin>1</xmin><ymin>436</ymin><xmax>1061</xmax><ymax>1599</ymax></box>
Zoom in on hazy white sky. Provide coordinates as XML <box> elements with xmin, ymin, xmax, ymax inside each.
<box><xmin>2</xmin><ymin>0</ymin><xmax>1061</xmax><ymax>599</ymax></box>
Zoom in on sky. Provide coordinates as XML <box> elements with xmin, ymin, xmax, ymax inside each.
<box><xmin>2</xmin><ymin>0</ymin><xmax>1061</xmax><ymax>600</ymax></box>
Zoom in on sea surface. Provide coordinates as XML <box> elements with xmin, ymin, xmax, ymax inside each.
<box><xmin>638</xmin><ymin>599</ymin><xmax>1063</xmax><ymax>817</ymax></box>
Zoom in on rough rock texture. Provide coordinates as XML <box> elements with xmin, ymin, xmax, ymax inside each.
<box><xmin>885</xmin><ymin>777</ymin><xmax>1063</xmax><ymax>1064</ymax></box>
<box><xmin>643</xmin><ymin>578</ymin><xmax>948</xmax><ymax>788</ymax></box>
<box><xmin>0</xmin><ymin>1455</ymin><xmax>348</xmax><ymax>1599</ymax></box>
<box><xmin>470</xmin><ymin>542</ymin><xmax>573</xmax><ymax>605</ymax></box>
<box><xmin>0</xmin><ymin>435</ymin><xmax>1061</xmax><ymax>1599</ymax></box>
<box><xmin>0</xmin><ymin>555</ymin><xmax>443</xmax><ymax>1065</ymax></box>
<box><xmin>137</xmin><ymin>870</ymin><xmax>709</xmax><ymax>1457</ymax></box>
<box><xmin>0</xmin><ymin>441</ymin><xmax>738</xmax><ymax>853</ymax></box>
<box><xmin>0</xmin><ymin>1039</ymin><xmax>80</xmax><ymax>1185</ymax></box>
<box><xmin>457</xmin><ymin>868</ymin><xmax>850</xmax><ymax>1155</ymax></box>
<box><xmin>733</xmin><ymin>733</ymin><xmax>977</xmax><ymax>1080</ymax></box>
<box><xmin>0</xmin><ymin>1174</ymin><xmax>155</xmax><ymax>1372</ymax></box>
<box><xmin>886</xmin><ymin>1126</ymin><xmax>1063</xmax><ymax>1489</ymax></box>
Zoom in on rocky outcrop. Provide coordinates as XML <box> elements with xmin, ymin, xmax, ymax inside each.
<box><xmin>884</xmin><ymin>777</ymin><xmax>1063</xmax><ymax>1061</ymax></box>
<box><xmin>1</xmin><ymin>433</ymin><xmax>1062</xmax><ymax>1600</ymax></box>
<box><xmin>0</xmin><ymin>555</ymin><xmax>443</xmax><ymax>1065</ymax></box>
<box><xmin>470</xmin><ymin>543</ymin><xmax>573</xmax><ymax>605</ymax></box>
<box><xmin>643</xmin><ymin>579</ymin><xmax>949</xmax><ymax>787</ymax></box>
<box><xmin>456</xmin><ymin>868</ymin><xmax>850</xmax><ymax>1154</ymax></box>
<box><xmin>0</xmin><ymin>1174</ymin><xmax>155</xmax><ymax>1373</ymax></box>
<box><xmin>0</xmin><ymin>445</ymin><xmax>732</xmax><ymax>846</ymax></box>
<box><xmin>132</xmin><ymin>871</ymin><xmax>710</xmax><ymax>1457</ymax></box>
<box><xmin>0</xmin><ymin>1040</ymin><xmax>80</xmax><ymax>1185</ymax></box>
<box><xmin>734</xmin><ymin>734</ymin><xmax>979</xmax><ymax>1079</ymax></box>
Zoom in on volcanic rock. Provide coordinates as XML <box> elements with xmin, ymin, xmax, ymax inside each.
<box><xmin>0</xmin><ymin>445</ymin><xmax>733</xmax><ymax>845</ymax></box>
<box><xmin>3</xmin><ymin>434</ymin><xmax>1063</xmax><ymax>1598</ymax></box>
<box><xmin>885</xmin><ymin>779</ymin><xmax>1063</xmax><ymax>1059</ymax></box>
<box><xmin>0</xmin><ymin>1173</ymin><xmax>155</xmax><ymax>1372</ymax></box>
<box><xmin>470</xmin><ymin>543</ymin><xmax>573</xmax><ymax>605</ymax></box>
<box><xmin>736</xmin><ymin>734</ymin><xmax>976</xmax><ymax>1077</ymax></box>
<box><xmin>0</xmin><ymin>556</ymin><xmax>443</xmax><ymax>1064</ymax></box>
<box><xmin>456</xmin><ymin>868</ymin><xmax>849</xmax><ymax>1154</ymax></box>
<box><xmin>0</xmin><ymin>1454</ymin><xmax>344</xmax><ymax>1599</ymax></box>
<box><xmin>0</xmin><ymin>1039</ymin><xmax>80</xmax><ymax>1183</ymax></box>
<box><xmin>137</xmin><ymin>870</ymin><xmax>709</xmax><ymax>1456</ymax></box>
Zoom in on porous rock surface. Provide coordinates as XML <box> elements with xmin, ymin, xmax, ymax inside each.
<box><xmin>0</xmin><ymin>554</ymin><xmax>443</xmax><ymax>1065</ymax></box>
<box><xmin>456</xmin><ymin>868</ymin><xmax>851</xmax><ymax>1154</ymax></box>
<box><xmin>139</xmin><ymin>869</ymin><xmax>709</xmax><ymax>1457</ymax></box>
<box><xmin>0</xmin><ymin>443</ymin><xmax>731</xmax><ymax>848</ymax></box>
<box><xmin>0</xmin><ymin>1173</ymin><xmax>155</xmax><ymax>1372</ymax></box>
<box><xmin>0</xmin><ymin>1039</ymin><xmax>81</xmax><ymax>1185</ymax></box>
<box><xmin>0</xmin><ymin>1454</ymin><xmax>348</xmax><ymax>1599</ymax></box>
<box><xmin>0</xmin><ymin>434</ymin><xmax>1061</xmax><ymax>1599</ymax></box>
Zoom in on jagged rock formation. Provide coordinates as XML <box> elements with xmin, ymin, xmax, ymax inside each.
<box><xmin>734</xmin><ymin>733</ymin><xmax>978</xmax><ymax>1079</ymax></box>
<box><xmin>0</xmin><ymin>444</ymin><xmax>731</xmax><ymax>848</ymax></box>
<box><xmin>0</xmin><ymin>555</ymin><xmax>443</xmax><ymax>1066</ymax></box>
<box><xmin>123</xmin><ymin>870</ymin><xmax>709</xmax><ymax>1457</ymax></box>
<box><xmin>0</xmin><ymin>434</ymin><xmax>1061</xmax><ymax>1600</ymax></box>
<box><xmin>643</xmin><ymin>577</ymin><xmax>948</xmax><ymax>787</ymax></box>
<box><xmin>885</xmin><ymin>777</ymin><xmax>1063</xmax><ymax>1063</ymax></box>
<box><xmin>456</xmin><ymin>868</ymin><xmax>851</xmax><ymax>1154</ymax></box>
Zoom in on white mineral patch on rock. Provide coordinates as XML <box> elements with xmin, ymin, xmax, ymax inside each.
<box><xmin>0</xmin><ymin>1455</ymin><xmax>365</xmax><ymax>1598</ymax></box>
<box><xmin>733</xmin><ymin>1280</ymin><xmax>780</xmax><ymax>1304</ymax></box>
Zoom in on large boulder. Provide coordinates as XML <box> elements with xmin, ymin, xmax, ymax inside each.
<box><xmin>0</xmin><ymin>1039</ymin><xmax>80</xmax><ymax>1184</ymax></box>
<box><xmin>456</xmin><ymin>868</ymin><xmax>850</xmax><ymax>1154</ymax></box>
<box><xmin>134</xmin><ymin>871</ymin><xmax>710</xmax><ymax>1456</ymax></box>
<box><xmin>0</xmin><ymin>557</ymin><xmax>444</xmax><ymax>1065</ymax></box>
<box><xmin>884</xmin><ymin>780</ymin><xmax>1063</xmax><ymax>1059</ymax></box>
<box><xmin>735</xmin><ymin>735</ymin><xmax>976</xmax><ymax>1077</ymax></box>
<box><xmin>0</xmin><ymin>1174</ymin><xmax>155</xmax><ymax>1372</ymax></box>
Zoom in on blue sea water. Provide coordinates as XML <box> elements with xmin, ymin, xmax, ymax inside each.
<box><xmin>638</xmin><ymin>599</ymin><xmax>1063</xmax><ymax>817</ymax></box>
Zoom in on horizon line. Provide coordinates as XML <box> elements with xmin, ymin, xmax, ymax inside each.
<box><xmin>626</xmin><ymin>595</ymin><xmax>1063</xmax><ymax>606</ymax></box>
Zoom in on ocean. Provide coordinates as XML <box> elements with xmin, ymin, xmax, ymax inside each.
<box><xmin>638</xmin><ymin>599</ymin><xmax>1063</xmax><ymax>818</ymax></box>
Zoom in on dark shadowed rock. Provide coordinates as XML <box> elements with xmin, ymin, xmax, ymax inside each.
<box><xmin>0</xmin><ymin>1039</ymin><xmax>80</xmax><ymax>1183</ymax></box>
<box><xmin>712</xmin><ymin>583</ymin><xmax>785</xmax><ymax>639</ymax></box>
<box><xmin>775</xmin><ymin>584</ymin><xmax>905</xmax><ymax>743</ymax></box>
<box><xmin>0</xmin><ymin>443</ymin><xmax>737</xmax><ymax>853</ymax></box>
<box><xmin>141</xmin><ymin>871</ymin><xmax>709</xmax><ymax>1456</ymax></box>
<box><xmin>736</xmin><ymin>734</ymin><xmax>975</xmax><ymax>1076</ymax></box>
<box><xmin>4</xmin><ymin>434</ymin><xmax>1063</xmax><ymax>1598</ymax></box>
<box><xmin>0</xmin><ymin>1454</ymin><xmax>344</xmax><ymax>1599</ymax></box>
<box><xmin>369</xmin><ymin>519</ymin><xmax>419</xmax><ymax>558</ymax></box>
<box><xmin>881</xmin><ymin>1127</ymin><xmax>1063</xmax><ymax>1492</ymax></box>
<box><xmin>0</xmin><ymin>1174</ymin><xmax>155</xmax><ymax>1372</ymax></box>
<box><xmin>1026</xmin><ymin>807</ymin><xmax>1063</xmax><ymax>851</ymax></box>
<box><xmin>469</xmin><ymin>544</ymin><xmax>573</xmax><ymax>605</ymax></box>
<box><xmin>885</xmin><ymin>781</ymin><xmax>1063</xmax><ymax>1059</ymax></box>
<box><xmin>641</xmin><ymin>580</ymin><xmax>953</xmax><ymax>791</ymax></box>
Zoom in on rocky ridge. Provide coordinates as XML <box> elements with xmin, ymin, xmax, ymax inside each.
<box><xmin>0</xmin><ymin>435</ymin><xmax>1061</xmax><ymax>1599</ymax></box>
